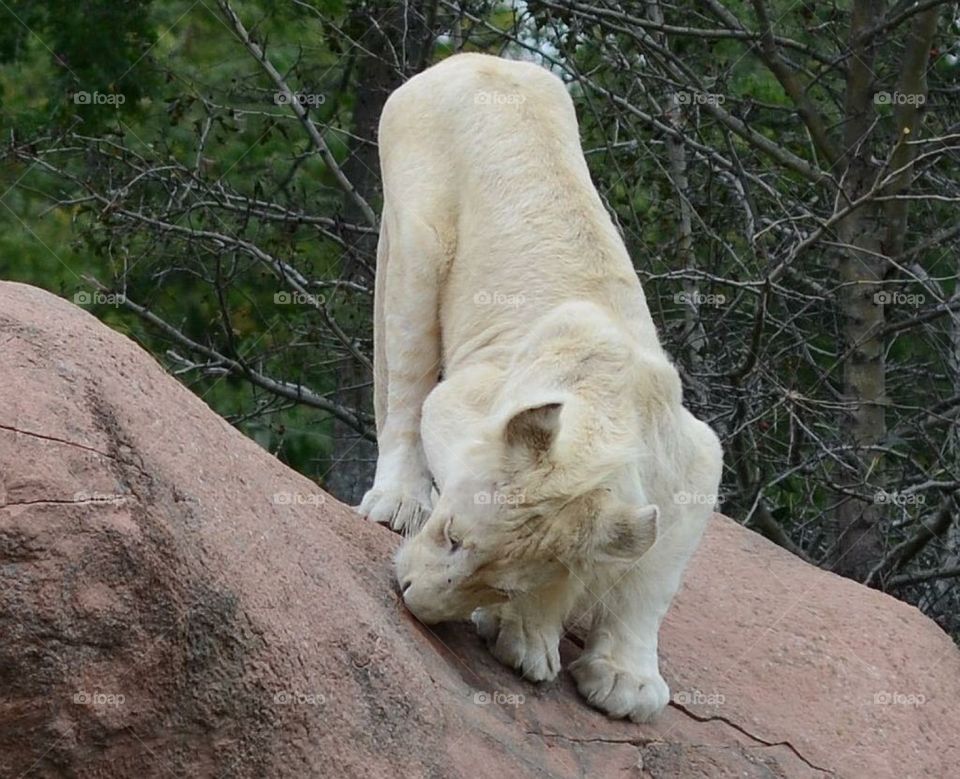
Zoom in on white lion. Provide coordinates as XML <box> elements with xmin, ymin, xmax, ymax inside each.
<box><xmin>357</xmin><ymin>53</ymin><xmax>723</xmax><ymax>723</ymax></box>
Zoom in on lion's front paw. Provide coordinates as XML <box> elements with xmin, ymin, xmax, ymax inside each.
<box><xmin>471</xmin><ymin>606</ymin><xmax>502</xmax><ymax>643</ymax></box>
<box><xmin>569</xmin><ymin>654</ymin><xmax>669</xmax><ymax>723</ymax></box>
<box><xmin>472</xmin><ymin>605</ymin><xmax>561</xmax><ymax>682</ymax></box>
<box><xmin>357</xmin><ymin>486</ymin><xmax>431</xmax><ymax>534</ymax></box>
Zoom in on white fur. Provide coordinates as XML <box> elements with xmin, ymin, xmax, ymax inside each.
<box><xmin>357</xmin><ymin>54</ymin><xmax>723</xmax><ymax>723</ymax></box>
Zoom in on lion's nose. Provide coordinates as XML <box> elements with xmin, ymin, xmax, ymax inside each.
<box><xmin>401</xmin><ymin>579</ymin><xmax>413</xmax><ymax>596</ymax></box>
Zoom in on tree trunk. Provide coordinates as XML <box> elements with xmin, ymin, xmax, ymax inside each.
<box><xmin>832</xmin><ymin>0</ymin><xmax>887</xmax><ymax>580</ymax></box>
<box><xmin>832</xmin><ymin>2</ymin><xmax>939</xmax><ymax>580</ymax></box>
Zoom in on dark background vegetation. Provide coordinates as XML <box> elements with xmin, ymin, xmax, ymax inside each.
<box><xmin>2</xmin><ymin>0</ymin><xmax>959</xmax><ymax>639</ymax></box>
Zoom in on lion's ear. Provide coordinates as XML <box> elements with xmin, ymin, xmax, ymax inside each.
<box><xmin>589</xmin><ymin>503</ymin><xmax>659</xmax><ymax>563</ymax></box>
<box><xmin>503</xmin><ymin>401</ymin><xmax>563</xmax><ymax>455</ymax></box>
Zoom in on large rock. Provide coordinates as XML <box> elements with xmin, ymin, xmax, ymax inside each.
<box><xmin>1</xmin><ymin>280</ymin><xmax>957</xmax><ymax>778</ymax></box>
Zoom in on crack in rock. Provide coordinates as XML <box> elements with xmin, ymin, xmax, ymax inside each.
<box><xmin>0</xmin><ymin>423</ymin><xmax>115</xmax><ymax>459</ymax></box>
<box><xmin>525</xmin><ymin>729</ymin><xmax>647</xmax><ymax>747</ymax></box>
<box><xmin>668</xmin><ymin>702</ymin><xmax>834</xmax><ymax>775</ymax></box>
<box><xmin>0</xmin><ymin>423</ymin><xmax>151</xmax><ymax>480</ymax></box>
<box><xmin>2</xmin><ymin>496</ymin><xmax>136</xmax><ymax>509</ymax></box>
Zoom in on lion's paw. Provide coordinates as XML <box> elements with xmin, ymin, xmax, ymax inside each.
<box><xmin>471</xmin><ymin>606</ymin><xmax>502</xmax><ymax>643</ymax></box>
<box><xmin>357</xmin><ymin>486</ymin><xmax>431</xmax><ymax>534</ymax></box>
<box><xmin>569</xmin><ymin>653</ymin><xmax>669</xmax><ymax>723</ymax></box>
<box><xmin>472</xmin><ymin>606</ymin><xmax>561</xmax><ymax>682</ymax></box>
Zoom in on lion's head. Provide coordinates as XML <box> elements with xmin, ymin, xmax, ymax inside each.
<box><xmin>396</xmin><ymin>401</ymin><xmax>659</xmax><ymax>624</ymax></box>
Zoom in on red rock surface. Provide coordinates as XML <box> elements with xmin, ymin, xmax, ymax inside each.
<box><xmin>1</xmin><ymin>280</ymin><xmax>957</xmax><ymax>778</ymax></box>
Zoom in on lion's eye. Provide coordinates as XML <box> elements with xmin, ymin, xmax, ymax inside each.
<box><xmin>443</xmin><ymin>517</ymin><xmax>462</xmax><ymax>552</ymax></box>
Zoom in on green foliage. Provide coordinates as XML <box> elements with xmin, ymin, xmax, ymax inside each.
<box><xmin>0</xmin><ymin>0</ymin><xmax>367</xmax><ymax>481</ymax></box>
<box><xmin>0</xmin><ymin>0</ymin><xmax>158</xmax><ymax>130</ymax></box>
